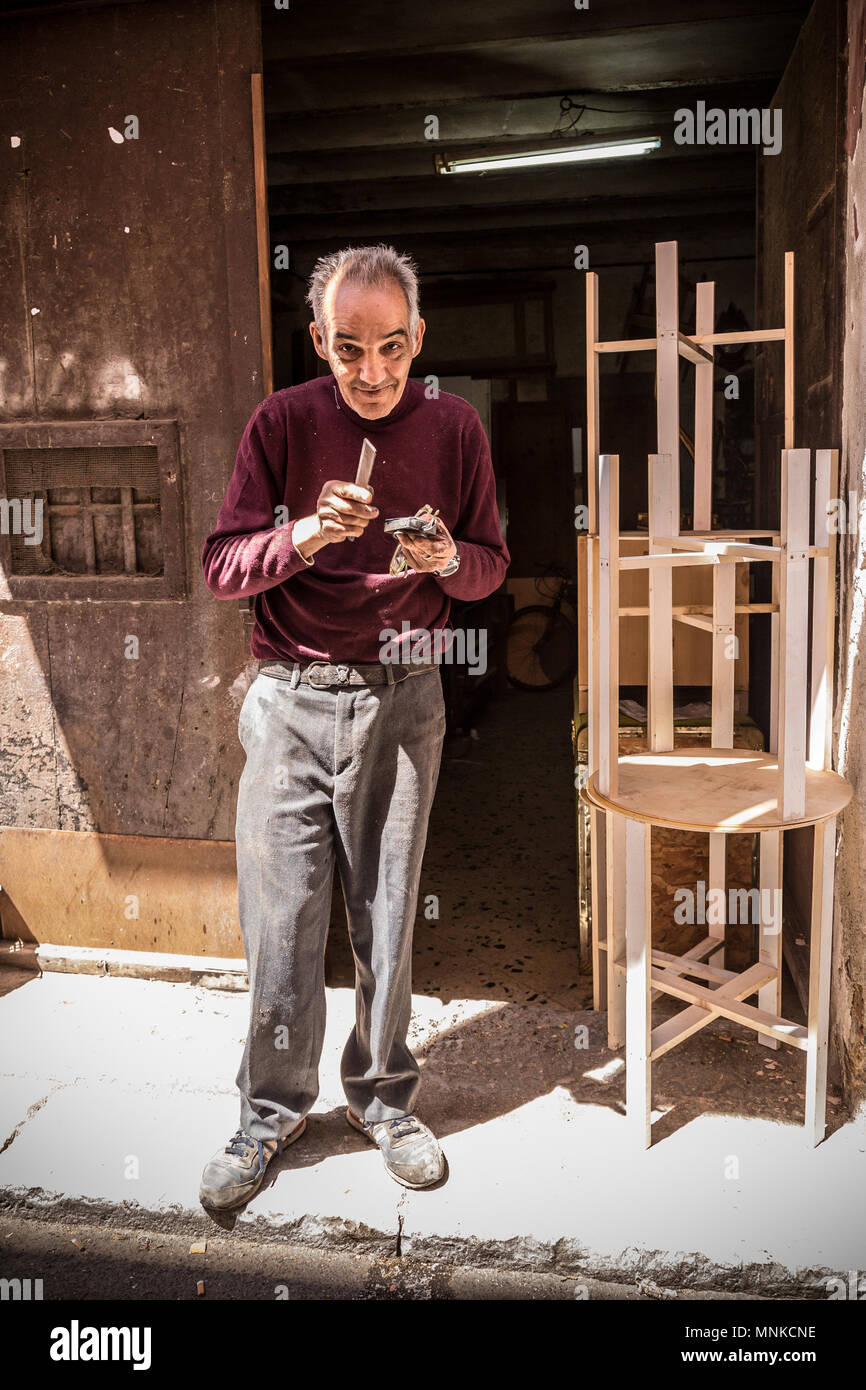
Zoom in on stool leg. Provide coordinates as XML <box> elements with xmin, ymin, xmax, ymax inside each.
<box><xmin>607</xmin><ymin>812</ymin><xmax>627</xmax><ymax>1048</ymax></box>
<box><xmin>806</xmin><ymin>816</ymin><xmax>836</xmax><ymax>1145</ymax></box>
<box><xmin>590</xmin><ymin>806</ymin><xmax>608</xmax><ymax>1012</ymax></box>
<box><xmin>708</xmin><ymin>831</ymin><xmax>726</xmax><ymax>968</ymax></box>
<box><xmin>758</xmin><ymin>829</ymin><xmax>783</xmax><ymax>1050</ymax></box>
<box><xmin>625</xmin><ymin>817</ymin><xmax>652</xmax><ymax>1148</ymax></box>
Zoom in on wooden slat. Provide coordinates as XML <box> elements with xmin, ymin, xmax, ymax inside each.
<box><xmin>594</xmin><ymin>337</ymin><xmax>657</xmax><ymax>353</ymax></box>
<box><xmin>655</xmin><ymin>241</ymin><xmax>680</xmax><ymax>504</ymax></box>
<box><xmin>809</xmin><ymin>449</ymin><xmax>838</xmax><ymax>771</ymax></box>
<box><xmin>651</xmin><ymin>948</ymin><xmax>735</xmax><ymax>985</ymax></box>
<box><xmin>784</xmin><ymin>251</ymin><xmax>795</xmax><ymax>450</ymax></box>
<box><xmin>655</xmin><ymin>537</ymin><xmax>781</xmax><ymax>561</ymax></box>
<box><xmin>677</xmin><ymin>330</ymin><xmax>714</xmax><ymax>365</ymax></box>
<box><xmin>625</xmin><ymin>818</ymin><xmax>652</xmax><ymax>1148</ymax></box>
<box><xmin>606</xmin><ymin>812</ymin><xmax>626</xmax><ymax>1047</ymax></box>
<box><xmin>712</xmin><ymin>562</ymin><xmax>736</xmax><ymax>748</ymax></box>
<box><xmin>597</xmin><ymin>455</ymin><xmax>619</xmax><ymax>798</ymax></box>
<box><xmin>778</xmin><ymin>448</ymin><xmax>811</xmax><ymax>819</ymax></box>
<box><xmin>805</xmin><ymin>816</ymin><xmax>836</xmax><ymax>1144</ymax></box>
<box><xmin>590</xmin><ymin>805</ymin><xmax>607</xmax><ymax>1013</ymax></box>
<box><xmin>708</xmin><ymin>832</ymin><xmax>726</xmax><ymax>967</ymax></box>
<box><xmin>650</xmin><ymin>960</ymin><xmax>779</xmax><ymax>1059</ymax></box>
<box><xmin>693</xmin><ymin>281</ymin><xmax>715</xmax><ymax>531</ymax></box>
<box><xmin>673</xmin><ymin>612</ymin><xmax>713</xmax><ymax>632</ymax></box>
<box><xmin>651</xmin><ymin>966</ymin><xmax>807</xmax><ymax>1049</ymax></box>
<box><xmin>758</xmin><ymin>828</ymin><xmax>783</xmax><ymax>1050</ymax></box>
<box><xmin>620</xmin><ymin>551</ymin><xmax>770</xmax><ymax>570</ymax></box>
<box><xmin>648</xmin><ymin>452</ymin><xmax>674</xmax><ymax>751</ymax></box>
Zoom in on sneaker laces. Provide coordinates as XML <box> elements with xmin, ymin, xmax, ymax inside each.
<box><xmin>388</xmin><ymin>1116</ymin><xmax>421</xmax><ymax>1141</ymax></box>
<box><xmin>224</xmin><ymin>1128</ymin><xmax>283</xmax><ymax>1175</ymax></box>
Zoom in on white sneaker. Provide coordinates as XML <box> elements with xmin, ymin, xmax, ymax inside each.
<box><xmin>347</xmin><ymin>1108</ymin><xmax>445</xmax><ymax>1189</ymax></box>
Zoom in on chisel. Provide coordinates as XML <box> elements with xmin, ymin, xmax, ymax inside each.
<box><xmin>348</xmin><ymin>438</ymin><xmax>377</xmax><ymax>541</ymax></box>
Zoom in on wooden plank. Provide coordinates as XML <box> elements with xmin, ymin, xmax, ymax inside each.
<box><xmin>594</xmin><ymin>337</ymin><xmax>657</xmax><ymax>353</ymax></box>
<box><xmin>621</xmin><ymin>603</ymin><xmax>778</xmax><ymax>616</ymax></box>
<box><xmin>625</xmin><ymin>817</ymin><xmax>652</xmax><ymax>1148</ymax></box>
<box><xmin>693</xmin><ymin>327</ymin><xmax>786</xmax><ymax>346</ymax></box>
<box><xmin>620</xmin><ymin>551</ymin><xmax>768</xmax><ymax>570</ymax></box>
<box><xmin>784</xmin><ymin>251</ymin><xmax>795</xmax><ymax>450</ymax></box>
<box><xmin>673</xmin><ymin>612</ymin><xmax>713</xmax><ymax>632</ymax></box>
<box><xmin>606</xmin><ymin>812</ymin><xmax>626</xmax><ymax>1047</ymax></box>
<box><xmin>651</xmin><ymin>948</ymin><xmax>735</xmax><ymax>985</ymax></box>
<box><xmin>585</xmin><ymin>272</ymin><xmax>599</xmax><ymax>533</ymax></box>
<box><xmin>650</xmin><ymin>959</ymin><xmax>779</xmax><ymax>1059</ymax></box>
<box><xmin>805</xmin><ymin>816</ymin><xmax>836</xmax><ymax>1144</ymax></box>
<box><xmin>651</xmin><ymin>966</ymin><xmax>808</xmax><ymax>1049</ymax></box>
<box><xmin>712</xmin><ymin>563</ymin><xmax>736</xmax><ymax>748</ymax></box>
<box><xmin>778</xmin><ymin>448</ymin><xmax>811</xmax><ymax>819</ymax></box>
<box><xmin>585</xmin><ymin>273</ymin><xmax>600</xmax><ymax>781</ymax></box>
<box><xmin>708</xmin><ymin>832</ymin><xmax>726</xmax><ymax>967</ymax></box>
<box><xmin>597</xmin><ymin>456</ymin><xmax>620</xmax><ymax>798</ymax></box>
<box><xmin>655</xmin><ymin>241</ymin><xmax>681</xmax><ymax>507</ymax></box>
<box><xmin>590</xmin><ymin>805</ymin><xmax>607</xmax><ymax>1013</ymax></box>
<box><xmin>809</xmin><ymin>449</ymin><xmax>838</xmax><ymax>771</ymax></box>
<box><xmin>655</xmin><ymin>537</ymin><xmax>781</xmax><ymax>561</ymax></box>
<box><xmin>677</xmin><ymin>330</ymin><xmax>714</xmax><ymax>365</ymax></box>
<box><xmin>648</xmin><ymin>452</ymin><xmax>674</xmax><ymax>751</ymax></box>
<box><xmin>252</xmin><ymin>73</ymin><xmax>274</xmax><ymax>397</ymax></box>
<box><xmin>758</xmin><ymin>828</ymin><xmax>783</xmax><ymax>1050</ymax></box>
<box><xmin>693</xmin><ymin>281</ymin><xmax>715</xmax><ymax>531</ymax></box>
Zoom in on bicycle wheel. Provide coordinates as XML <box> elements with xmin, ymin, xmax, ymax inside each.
<box><xmin>506</xmin><ymin>605</ymin><xmax>578</xmax><ymax>691</ymax></box>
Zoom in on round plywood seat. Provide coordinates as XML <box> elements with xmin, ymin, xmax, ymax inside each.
<box><xmin>583</xmin><ymin>746</ymin><xmax>852</xmax><ymax>832</ymax></box>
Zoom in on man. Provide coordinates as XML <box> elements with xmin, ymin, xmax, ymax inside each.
<box><xmin>199</xmin><ymin>244</ymin><xmax>510</xmax><ymax>1210</ymax></box>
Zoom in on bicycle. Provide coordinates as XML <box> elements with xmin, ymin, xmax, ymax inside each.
<box><xmin>505</xmin><ymin>562</ymin><xmax>578</xmax><ymax>691</ymax></box>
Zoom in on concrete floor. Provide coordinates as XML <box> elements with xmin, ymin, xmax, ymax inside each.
<box><xmin>1</xmin><ymin>684</ymin><xmax>865</xmax><ymax>1296</ymax></box>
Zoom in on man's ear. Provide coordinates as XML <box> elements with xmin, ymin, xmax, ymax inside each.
<box><xmin>411</xmin><ymin>317</ymin><xmax>426</xmax><ymax>359</ymax></box>
<box><xmin>309</xmin><ymin>321</ymin><xmax>329</xmax><ymax>361</ymax></box>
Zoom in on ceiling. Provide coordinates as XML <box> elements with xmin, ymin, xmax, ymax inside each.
<box><xmin>261</xmin><ymin>0</ymin><xmax>812</xmax><ymax>283</ymax></box>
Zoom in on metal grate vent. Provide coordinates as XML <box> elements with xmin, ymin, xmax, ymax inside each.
<box><xmin>3</xmin><ymin>446</ymin><xmax>164</xmax><ymax>577</ymax></box>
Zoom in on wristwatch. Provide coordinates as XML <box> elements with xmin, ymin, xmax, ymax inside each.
<box><xmin>433</xmin><ymin>543</ymin><xmax>461</xmax><ymax>578</ymax></box>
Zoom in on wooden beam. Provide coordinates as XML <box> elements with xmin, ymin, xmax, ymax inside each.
<box><xmin>651</xmin><ymin>966</ymin><xmax>808</xmax><ymax>1049</ymax></box>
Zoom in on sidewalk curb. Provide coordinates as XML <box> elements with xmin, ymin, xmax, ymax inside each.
<box><xmin>0</xmin><ymin>1186</ymin><xmax>829</xmax><ymax>1299</ymax></box>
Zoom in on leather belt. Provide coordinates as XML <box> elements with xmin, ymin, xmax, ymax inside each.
<box><xmin>257</xmin><ymin>659</ymin><xmax>439</xmax><ymax>689</ymax></box>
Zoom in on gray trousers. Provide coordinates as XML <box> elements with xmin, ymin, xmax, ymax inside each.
<box><xmin>234</xmin><ymin>664</ymin><xmax>446</xmax><ymax>1142</ymax></box>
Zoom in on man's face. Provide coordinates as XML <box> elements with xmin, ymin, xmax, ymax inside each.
<box><xmin>310</xmin><ymin>277</ymin><xmax>425</xmax><ymax>420</ymax></box>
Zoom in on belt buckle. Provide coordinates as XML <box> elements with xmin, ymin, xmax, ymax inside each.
<box><xmin>306</xmin><ymin>661</ymin><xmax>350</xmax><ymax>688</ymax></box>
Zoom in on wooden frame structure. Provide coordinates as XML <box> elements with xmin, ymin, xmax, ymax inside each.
<box><xmin>580</xmin><ymin>241</ymin><xmax>852</xmax><ymax>1147</ymax></box>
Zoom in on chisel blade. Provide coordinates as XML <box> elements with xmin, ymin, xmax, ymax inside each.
<box><xmin>355</xmin><ymin>438</ymin><xmax>377</xmax><ymax>489</ymax></box>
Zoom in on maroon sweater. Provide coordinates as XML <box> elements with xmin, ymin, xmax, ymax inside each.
<box><xmin>201</xmin><ymin>374</ymin><xmax>510</xmax><ymax>663</ymax></box>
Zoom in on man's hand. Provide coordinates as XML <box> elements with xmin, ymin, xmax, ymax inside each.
<box><xmin>393</xmin><ymin>516</ymin><xmax>457</xmax><ymax>574</ymax></box>
<box><xmin>293</xmin><ymin>481</ymin><xmax>379</xmax><ymax>558</ymax></box>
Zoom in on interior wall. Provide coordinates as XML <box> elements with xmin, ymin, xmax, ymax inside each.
<box><xmin>835</xmin><ymin>0</ymin><xmax>866</xmax><ymax>1100</ymax></box>
<box><xmin>756</xmin><ymin>0</ymin><xmax>862</xmax><ymax>1096</ymax></box>
<box><xmin>0</xmin><ymin>0</ymin><xmax>264</xmax><ymax>951</ymax></box>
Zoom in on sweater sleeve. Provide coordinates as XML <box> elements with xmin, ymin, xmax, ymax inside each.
<box><xmin>434</xmin><ymin>409</ymin><xmax>510</xmax><ymax>601</ymax></box>
<box><xmin>201</xmin><ymin>398</ymin><xmax>314</xmax><ymax>600</ymax></box>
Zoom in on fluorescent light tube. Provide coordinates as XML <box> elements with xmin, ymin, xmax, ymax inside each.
<box><xmin>435</xmin><ymin>137</ymin><xmax>661</xmax><ymax>175</ymax></box>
